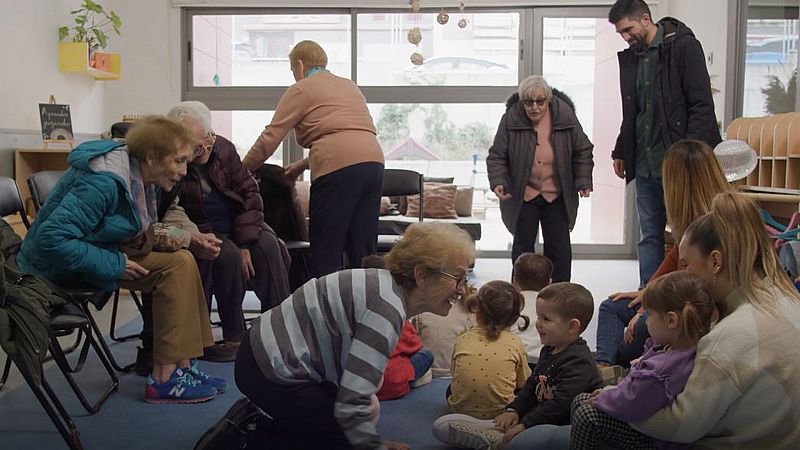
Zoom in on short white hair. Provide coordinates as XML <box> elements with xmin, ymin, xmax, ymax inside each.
<box><xmin>518</xmin><ymin>75</ymin><xmax>552</xmax><ymax>101</ymax></box>
<box><xmin>166</xmin><ymin>101</ymin><xmax>212</xmax><ymax>134</ymax></box>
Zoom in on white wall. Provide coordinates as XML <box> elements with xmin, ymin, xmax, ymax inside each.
<box><xmin>0</xmin><ymin>0</ymin><xmax>107</xmax><ymax>133</ymax></box>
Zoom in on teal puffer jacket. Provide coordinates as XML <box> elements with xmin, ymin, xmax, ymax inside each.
<box><xmin>17</xmin><ymin>140</ymin><xmax>142</xmax><ymax>291</ymax></box>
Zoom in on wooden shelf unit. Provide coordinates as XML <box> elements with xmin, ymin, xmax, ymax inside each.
<box><xmin>14</xmin><ymin>148</ymin><xmax>71</xmax><ymax>215</ymax></box>
<box><xmin>58</xmin><ymin>42</ymin><xmax>120</xmax><ymax>80</ymax></box>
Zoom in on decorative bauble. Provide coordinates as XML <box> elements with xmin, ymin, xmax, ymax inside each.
<box><xmin>407</xmin><ymin>27</ymin><xmax>422</xmax><ymax>45</ymax></box>
<box><xmin>410</xmin><ymin>52</ymin><xmax>425</xmax><ymax>65</ymax></box>
<box><xmin>437</xmin><ymin>11</ymin><xmax>449</xmax><ymax>25</ymax></box>
<box><xmin>458</xmin><ymin>18</ymin><xmax>468</xmax><ymax>28</ymax></box>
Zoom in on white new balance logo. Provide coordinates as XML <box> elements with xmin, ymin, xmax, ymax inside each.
<box><xmin>169</xmin><ymin>385</ymin><xmax>186</xmax><ymax>397</ymax></box>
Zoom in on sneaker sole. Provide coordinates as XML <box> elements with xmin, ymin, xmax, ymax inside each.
<box><xmin>448</xmin><ymin>421</ymin><xmax>500</xmax><ymax>450</ymax></box>
<box><xmin>144</xmin><ymin>395</ymin><xmax>216</xmax><ymax>404</ymax></box>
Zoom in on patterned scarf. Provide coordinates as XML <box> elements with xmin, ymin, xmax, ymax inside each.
<box><xmin>127</xmin><ymin>155</ymin><xmax>157</xmax><ymax>236</ymax></box>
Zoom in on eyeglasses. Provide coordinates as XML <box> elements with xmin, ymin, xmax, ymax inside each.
<box><xmin>193</xmin><ymin>130</ymin><xmax>216</xmax><ymax>157</ymax></box>
<box><xmin>437</xmin><ymin>270</ymin><xmax>469</xmax><ymax>289</ymax></box>
<box><xmin>521</xmin><ymin>97</ymin><xmax>548</xmax><ymax>108</ymax></box>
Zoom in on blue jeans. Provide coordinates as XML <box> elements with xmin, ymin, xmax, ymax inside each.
<box><xmin>505</xmin><ymin>424</ymin><xmax>571</xmax><ymax>450</ymax></box>
<box><xmin>634</xmin><ymin>177</ymin><xmax>666</xmax><ymax>288</ymax></box>
<box><xmin>594</xmin><ymin>298</ymin><xmax>650</xmax><ymax>366</ymax></box>
<box><xmin>410</xmin><ymin>348</ymin><xmax>434</xmax><ymax>380</ymax></box>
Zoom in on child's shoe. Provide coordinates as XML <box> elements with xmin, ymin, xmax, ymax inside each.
<box><xmin>186</xmin><ymin>359</ymin><xmax>228</xmax><ymax>393</ymax></box>
<box><xmin>432</xmin><ymin>414</ymin><xmax>502</xmax><ymax>450</ymax></box>
<box><xmin>410</xmin><ymin>368</ymin><xmax>433</xmax><ymax>388</ymax></box>
<box><xmin>144</xmin><ymin>368</ymin><xmax>217</xmax><ymax>404</ymax></box>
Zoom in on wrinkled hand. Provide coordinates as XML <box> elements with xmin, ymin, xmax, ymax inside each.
<box><xmin>385</xmin><ymin>441</ymin><xmax>410</xmax><ymax>450</ymax></box>
<box><xmin>493</xmin><ymin>411</ymin><xmax>519</xmax><ymax>432</ymax></box>
<box><xmin>613</xmin><ymin>159</ymin><xmax>625</xmax><ymax>179</ymax></box>
<box><xmin>624</xmin><ymin>313</ymin><xmax>641</xmax><ymax>344</ymax></box>
<box><xmin>501</xmin><ymin>423</ymin><xmax>525</xmax><ymax>447</ymax></box>
<box><xmin>121</xmin><ymin>255</ymin><xmax>149</xmax><ymax>280</ymax></box>
<box><xmin>493</xmin><ymin>185</ymin><xmax>512</xmax><ymax>201</ymax></box>
<box><xmin>241</xmin><ymin>248</ymin><xmax>255</xmax><ymax>280</ymax></box>
<box><xmin>579</xmin><ymin>188</ymin><xmax>592</xmax><ymax>198</ymax></box>
<box><xmin>284</xmin><ymin>160</ymin><xmax>307</xmax><ymax>180</ymax></box>
<box><xmin>189</xmin><ymin>233</ymin><xmax>222</xmax><ymax>260</ymax></box>
<box><xmin>609</xmin><ymin>290</ymin><xmax>643</xmax><ymax>308</ymax></box>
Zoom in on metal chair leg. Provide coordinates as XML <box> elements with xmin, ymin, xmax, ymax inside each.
<box><xmin>36</xmin><ymin>375</ymin><xmax>84</xmax><ymax>450</ymax></box>
<box><xmin>82</xmin><ymin>303</ymin><xmax>134</xmax><ymax>373</ymax></box>
<box><xmin>109</xmin><ymin>289</ymin><xmax>143</xmax><ymax>342</ymax></box>
<box><xmin>0</xmin><ymin>356</ymin><xmax>12</xmax><ymax>390</ymax></box>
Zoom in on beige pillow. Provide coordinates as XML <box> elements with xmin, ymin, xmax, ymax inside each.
<box><xmin>455</xmin><ymin>187</ymin><xmax>474</xmax><ymax>217</ymax></box>
<box><xmin>406</xmin><ymin>182</ymin><xmax>458</xmax><ymax>219</ymax></box>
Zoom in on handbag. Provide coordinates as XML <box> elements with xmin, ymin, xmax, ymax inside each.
<box><xmin>194</xmin><ymin>397</ymin><xmax>273</xmax><ymax>450</ymax></box>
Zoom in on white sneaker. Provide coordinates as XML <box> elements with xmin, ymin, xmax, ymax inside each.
<box><xmin>432</xmin><ymin>414</ymin><xmax>502</xmax><ymax>449</ymax></box>
<box><xmin>410</xmin><ymin>368</ymin><xmax>433</xmax><ymax>388</ymax></box>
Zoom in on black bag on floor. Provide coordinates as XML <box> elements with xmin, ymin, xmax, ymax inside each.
<box><xmin>194</xmin><ymin>397</ymin><xmax>273</xmax><ymax>450</ymax></box>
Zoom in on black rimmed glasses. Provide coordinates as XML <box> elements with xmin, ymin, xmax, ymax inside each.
<box><xmin>437</xmin><ymin>270</ymin><xmax>469</xmax><ymax>289</ymax></box>
<box><xmin>521</xmin><ymin>97</ymin><xmax>548</xmax><ymax>108</ymax></box>
<box><xmin>193</xmin><ymin>130</ymin><xmax>216</xmax><ymax>157</ymax></box>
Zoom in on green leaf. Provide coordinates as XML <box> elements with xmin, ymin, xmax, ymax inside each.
<box><xmin>93</xmin><ymin>29</ymin><xmax>107</xmax><ymax>49</ymax></box>
<box><xmin>58</xmin><ymin>26</ymin><xmax>70</xmax><ymax>41</ymax></box>
<box><xmin>111</xmin><ymin>11</ymin><xmax>122</xmax><ymax>30</ymax></box>
<box><xmin>70</xmin><ymin>9</ymin><xmax>83</xmax><ymax>14</ymax></box>
<box><xmin>84</xmin><ymin>0</ymin><xmax>102</xmax><ymax>13</ymax></box>
<box><xmin>75</xmin><ymin>16</ymin><xmax>86</xmax><ymax>25</ymax></box>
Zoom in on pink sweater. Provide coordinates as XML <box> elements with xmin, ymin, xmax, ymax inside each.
<box><xmin>243</xmin><ymin>71</ymin><xmax>384</xmax><ymax>179</ymax></box>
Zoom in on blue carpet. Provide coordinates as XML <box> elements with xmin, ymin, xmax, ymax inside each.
<box><xmin>0</xmin><ymin>317</ymin><xmax>458</xmax><ymax>449</ymax></box>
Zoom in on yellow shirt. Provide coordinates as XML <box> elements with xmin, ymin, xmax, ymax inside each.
<box><xmin>448</xmin><ymin>327</ymin><xmax>532</xmax><ymax>419</ymax></box>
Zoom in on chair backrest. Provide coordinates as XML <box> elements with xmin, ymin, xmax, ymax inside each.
<box><xmin>0</xmin><ymin>176</ymin><xmax>31</xmax><ymax>228</ymax></box>
<box><xmin>27</xmin><ymin>170</ymin><xmax>65</xmax><ymax>212</ymax></box>
<box><xmin>382</xmin><ymin>169</ymin><xmax>424</xmax><ymax>222</ymax></box>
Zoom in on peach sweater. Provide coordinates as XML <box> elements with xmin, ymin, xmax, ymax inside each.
<box><xmin>242</xmin><ymin>71</ymin><xmax>384</xmax><ymax>179</ymax></box>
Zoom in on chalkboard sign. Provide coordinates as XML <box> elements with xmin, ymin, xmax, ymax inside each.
<box><xmin>39</xmin><ymin>103</ymin><xmax>74</xmax><ymax>145</ymax></box>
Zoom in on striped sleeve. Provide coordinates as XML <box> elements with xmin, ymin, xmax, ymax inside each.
<box><xmin>334</xmin><ymin>269</ymin><xmax>405</xmax><ymax>449</ymax></box>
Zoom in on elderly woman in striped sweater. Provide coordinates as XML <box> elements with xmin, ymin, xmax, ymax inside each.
<box><xmin>234</xmin><ymin>222</ymin><xmax>476</xmax><ymax>450</ymax></box>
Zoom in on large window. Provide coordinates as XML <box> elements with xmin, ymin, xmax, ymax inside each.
<box><xmin>742</xmin><ymin>4</ymin><xmax>799</xmax><ymax>117</ymax></box>
<box><xmin>184</xmin><ymin>7</ymin><xmax>637</xmax><ymax>257</ymax></box>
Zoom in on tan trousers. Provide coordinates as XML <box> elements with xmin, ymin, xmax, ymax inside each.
<box><xmin>120</xmin><ymin>250</ymin><xmax>213</xmax><ymax>364</ymax></box>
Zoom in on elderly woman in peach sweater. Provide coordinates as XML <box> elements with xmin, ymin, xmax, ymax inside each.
<box><xmin>243</xmin><ymin>40</ymin><xmax>384</xmax><ymax>278</ymax></box>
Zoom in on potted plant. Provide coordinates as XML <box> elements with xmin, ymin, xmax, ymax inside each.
<box><xmin>58</xmin><ymin>0</ymin><xmax>121</xmax><ymax>71</ymax></box>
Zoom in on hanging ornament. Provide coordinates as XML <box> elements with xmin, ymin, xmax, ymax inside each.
<box><xmin>458</xmin><ymin>2</ymin><xmax>468</xmax><ymax>28</ymax></box>
<box><xmin>437</xmin><ymin>10</ymin><xmax>449</xmax><ymax>25</ymax></box>
<box><xmin>407</xmin><ymin>27</ymin><xmax>422</xmax><ymax>45</ymax></box>
<box><xmin>410</xmin><ymin>0</ymin><xmax>421</xmax><ymax>13</ymax></box>
<box><xmin>410</xmin><ymin>52</ymin><xmax>425</xmax><ymax>66</ymax></box>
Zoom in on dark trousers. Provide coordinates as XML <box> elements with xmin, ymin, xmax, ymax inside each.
<box><xmin>511</xmin><ymin>195</ymin><xmax>572</xmax><ymax>282</ymax></box>
<box><xmin>235</xmin><ymin>334</ymin><xmax>354</xmax><ymax>450</ymax></box>
<box><xmin>309</xmin><ymin>162</ymin><xmax>384</xmax><ymax>278</ymax></box>
<box><xmin>196</xmin><ymin>227</ymin><xmax>292</xmax><ymax>342</ymax></box>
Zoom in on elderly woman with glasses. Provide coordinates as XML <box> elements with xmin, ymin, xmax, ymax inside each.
<box><xmin>235</xmin><ymin>222</ymin><xmax>475</xmax><ymax>450</ymax></box>
<box><xmin>166</xmin><ymin>101</ymin><xmax>291</xmax><ymax>361</ymax></box>
<box><xmin>487</xmin><ymin>75</ymin><xmax>594</xmax><ymax>282</ymax></box>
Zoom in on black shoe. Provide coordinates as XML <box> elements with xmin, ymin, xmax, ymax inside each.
<box><xmin>200</xmin><ymin>343</ymin><xmax>238</xmax><ymax>363</ymax></box>
<box><xmin>134</xmin><ymin>346</ymin><xmax>153</xmax><ymax>377</ymax></box>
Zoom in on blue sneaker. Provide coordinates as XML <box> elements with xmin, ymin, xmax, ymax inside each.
<box><xmin>144</xmin><ymin>368</ymin><xmax>217</xmax><ymax>404</ymax></box>
<box><xmin>186</xmin><ymin>360</ymin><xmax>228</xmax><ymax>393</ymax></box>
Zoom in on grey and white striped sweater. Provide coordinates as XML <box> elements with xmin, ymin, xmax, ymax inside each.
<box><xmin>249</xmin><ymin>268</ymin><xmax>406</xmax><ymax>450</ymax></box>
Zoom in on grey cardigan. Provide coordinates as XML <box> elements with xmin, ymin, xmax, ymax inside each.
<box><xmin>486</xmin><ymin>92</ymin><xmax>594</xmax><ymax>233</ymax></box>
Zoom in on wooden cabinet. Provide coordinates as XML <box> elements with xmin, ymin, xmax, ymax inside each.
<box><xmin>14</xmin><ymin>148</ymin><xmax>70</xmax><ymax>215</ymax></box>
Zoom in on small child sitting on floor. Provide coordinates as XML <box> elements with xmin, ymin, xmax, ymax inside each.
<box><xmin>447</xmin><ymin>281</ymin><xmax>532</xmax><ymax>419</ymax></box>
<box><xmin>433</xmin><ymin>282</ymin><xmax>602</xmax><ymax>450</ymax></box>
<box><xmin>511</xmin><ymin>253</ymin><xmax>552</xmax><ymax>366</ymax></box>
<box><xmin>570</xmin><ymin>271</ymin><xmax>716</xmax><ymax>450</ymax></box>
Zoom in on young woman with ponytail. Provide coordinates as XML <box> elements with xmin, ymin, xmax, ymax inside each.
<box><xmin>571</xmin><ymin>271</ymin><xmax>716</xmax><ymax>449</ymax></box>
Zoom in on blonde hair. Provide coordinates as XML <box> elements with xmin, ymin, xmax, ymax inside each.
<box><xmin>684</xmin><ymin>192</ymin><xmax>800</xmax><ymax>312</ymax></box>
<box><xmin>289</xmin><ymin>40</ymin><xmax>328</xmax><ymax>71</ymax></box>
<box><xmin>126</xmin><ymin>116</ymin><xmax>192</xmax><ymax>164</ymax></box>
<box><xmin>663</xmin><ymin>139</ymin><xmax>733</xmax><ymax>240</ymax></box>
<box><xmin>384</xmin><ymin>222</ymin><xmax>475</xmax><ymax>290</ymax></box>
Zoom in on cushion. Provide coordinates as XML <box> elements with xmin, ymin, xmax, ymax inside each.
<box><xmin>295</xmin><ymin>181</ymin><xmax>311</xmax><ymax>218</ymax></box>
<box><xmin>455</xmin><ymin>187</ymin><xmax>474</xmax><ymax>217</ymax></box>
<box><xmin>406</xmin><ymin>182</ymin><xmax>458</xmax><ymax>219</ymax></box>
<box><xmin>379</xmin><ymin>196</ymin><xmax>391</xmax><ymax>215</ymax></box>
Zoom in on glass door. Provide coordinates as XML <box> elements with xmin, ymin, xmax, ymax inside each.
<box><xmin>533</xmin><ymin>7</ymin><xmax>634</xmax><ymax>256</ymax></box>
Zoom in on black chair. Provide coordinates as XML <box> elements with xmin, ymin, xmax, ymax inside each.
<box><xmin>377</xmin><ymin>169</ymin><xmax>424</xmax><ymax>253</ymax></box>
<box><xmin>28</xmin><ymin>170</ymin><xmax>140</xmax><ymax>370</ymax></box>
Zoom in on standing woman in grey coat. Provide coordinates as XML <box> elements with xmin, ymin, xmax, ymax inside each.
<box><xmin>487</xmin><ymin>75</ymin><xmax>594</xmax><ymax>281</ymax></box>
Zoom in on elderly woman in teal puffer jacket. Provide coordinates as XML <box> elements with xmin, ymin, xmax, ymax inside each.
<box><xmin>17</xmin><ymin>116</ymin><xmax>225</xmax><ymax>404</ymax></box>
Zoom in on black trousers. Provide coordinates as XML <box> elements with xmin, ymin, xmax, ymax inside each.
<box><xmin>309</xmin><ymin>162</ymin><xmax>384</xmax><ymax>278</ymax></box>
<box><xmin>235</xmin><ymin>334</ymin><xmax>354</xmax><ymax>450</ymax></box>
<box><xmin>511</xmin><ymin>195</ymin><xmax>572</xmax><ymax>282</ymax></box>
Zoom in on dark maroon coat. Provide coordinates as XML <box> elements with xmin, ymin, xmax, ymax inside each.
<box><xmin>179</xmin><ymin>135</ymin><xmax>265</xmax><ymax>245</ymax></box>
